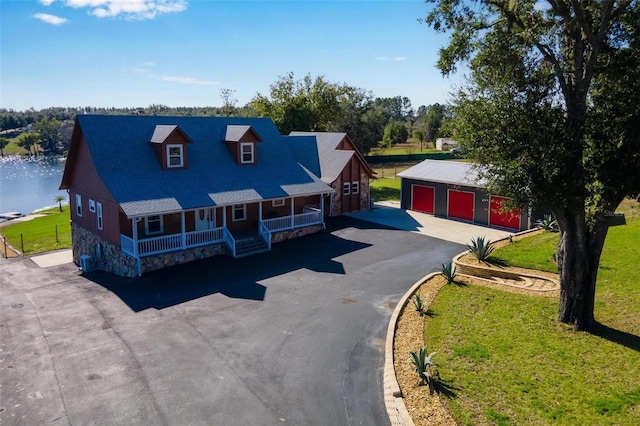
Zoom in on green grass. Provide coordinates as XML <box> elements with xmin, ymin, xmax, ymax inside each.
<box><xmin>370</xmin><ymin>177</ymin><xmax>400</xmax><ymax>202</ymax></box>
<box><xmin>1</xmin><ymin>206</ymin><xmax>71</xmax><ymax>254</ymax></box>
<box><xmin>370</xmin><ymin>147</ymin><xmax>442</xmax><ymax>155</ymax></box>
<box><xmin>2</xmin><ymin>140</ymin><xmax>28</xmax><ymax>156</ymax></box>
<box><xmin>424</xmin><ymin>207</ymin><xmax>640</xmax><ymax>425</ymax></box>
<box><xmin>491</xmin><ymin>231</ymin><xmax>560</xmax><ymax>273</ymax></box>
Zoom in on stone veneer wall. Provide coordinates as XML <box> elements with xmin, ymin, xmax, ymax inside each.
<box><xmin>330</xmin><ymin>180</ymin><xmax>343</xmax><ymax>217</ymax></box>
<box><xmin>73</xmin><ymin>223</ymin><xmax>323</xmax><ymax>277</ymax></box>
<box><xmin>140</xmin><ymin>244</ymin><xmax>226</xmax><ymax>274</ymax></box>
<box><xmin>271</xmin><ymin>224</ymin><xmax>324</xmax><ymax>244</ymax></box>
<box><xmin>359</xmin><ymin>170</ymin><xmax>371</xmax><ymax>211</ymax></box>
<box><xmin>72</xmin><ymin>224</ymin><xmax>138</xmax><ymax>277</ymax></box>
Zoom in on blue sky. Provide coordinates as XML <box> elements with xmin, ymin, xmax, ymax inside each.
<box><xmin>1</xmin><ymin>0</ymin><xmax>462</xmax><ymax>111</ymax></box>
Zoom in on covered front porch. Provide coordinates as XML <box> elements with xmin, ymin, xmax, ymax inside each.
<box><xmin>119</xmin><ymin>196</ymin><xmax>326</xmax><ymax>260</ymax></box>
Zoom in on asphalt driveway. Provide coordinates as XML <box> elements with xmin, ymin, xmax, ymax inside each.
<box><xmin>0</xmin><ymin>216</ymin><xmax>465</xmax><ymax>425</ymax></box>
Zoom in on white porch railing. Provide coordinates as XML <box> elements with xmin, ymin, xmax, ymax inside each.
<box><xmin>120</xmin><ymin>210</ymin><xmax>322</xmax><ymax>258</ymax></box>
<box><xmin>262</xmin><ymin>210</ymin><xmax>323</xmax><ymax>232</ymax></box>
<box><xmin>258</xmin><ymin>220</ymin><xmax>272</xmax><ymax>251</ymax></box>
<box><xmin>120</xmin><ymin>227</ymin><xmax>225</xmax><ymax>258</ymax></box>
<box><xmin>223</xmin><ymin>227</ymin><xmax>236</xmax><ymax>257</ymax></box>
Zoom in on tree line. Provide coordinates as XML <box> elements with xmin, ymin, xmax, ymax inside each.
<box><xmin>1</xmin><ymin>76</ymin><xmax>450</xmax><ymax>156</ymax></box>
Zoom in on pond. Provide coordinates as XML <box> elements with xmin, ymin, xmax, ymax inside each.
<box><xmin>0</xmin><ymin>156</ymin><xmax>67</xmax><ymax>218</ymax></box>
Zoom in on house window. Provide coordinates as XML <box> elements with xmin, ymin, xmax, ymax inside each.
<box><xmin>272</xmin><ymin>199</ymin><xmax>285</xmax><ymax>207</ymax></box>
<box><xmin>145</xmin><ymin>215</ymin><xmax>163</xmax><ymax>235</ymax></box>
<box><xmin>166</xmin><ymin>144</ymin><xmax>183</xmax><ymax>168</ymax></box>
<box><xmin>97</xmin><ymin>202</ymin><xmax>103</xmax><ymax>230</ymax></box>
<box><xmin>352</xmin><ymin>181</ymin><xmax>360</xmax><ymax>195</ymax></box>
<box><xmin>233</xmin><ymin>204</ymin><xmax>246</xmax><ymax>221</ymax></box>
<box><xmin>76</xmin><ymin>194</ymin><xmax>83</xmax><ymax>217</ymax></box>
<box><xmin>343</xmin><ymin>183</ymin><xmax>351</xmax><ymax>195</ymax></box>
<box><xmin>240</xmin><ymin>143</ymin><xmax>254</xmax><ymax>164</ymax></box>
<box><xmin>89</xmin><ymin>199</ymin><xmax>96</xmax><ymax>213</ymax></box>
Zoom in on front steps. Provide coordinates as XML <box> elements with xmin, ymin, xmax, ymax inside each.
<box><xmin>232</xmin><ymin>234</ymin><xmax>270</xmax><ymax>258</ymax></box>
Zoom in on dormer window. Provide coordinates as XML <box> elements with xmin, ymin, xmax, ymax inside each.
<box><xmin>149</xmin><ymin>125</ymin><xmax>191</xmax><ymax>170</ymax></box>
<box><xmin>241</xmin><ymin>143</ymin><xmax>254</xmax><ymax>164</ymax></box>
<box><xmin>167</xmin><ymin>144</ymin><xmax>184</xmax><ymax>168</ymax></box>
<box><xmin>224</xmin><ymin>125</ymin><xmax>262</xmax><ymax>166</ymax></box>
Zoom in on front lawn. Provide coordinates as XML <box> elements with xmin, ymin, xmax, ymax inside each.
<box><xmin>1</xmin><ymin>206</ymin><xmax>71</xmax><ymax>254</ymax></box>
<box><xmin>370</xmin><ymin>177</ymin><xmax>400</xmax><ymax>202</ymax></box>
<box><xmin>422</xmin><ymin>201</ymin><xmax>640</xmax><ymax>425</ymax></box>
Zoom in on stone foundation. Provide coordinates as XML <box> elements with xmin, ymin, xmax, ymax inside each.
<box><xmin>72</xmin><ymin>223</ymin><xmax>324</xmax><ymax>277</ymax></box>
<box><xmin>140</xmin><ymin>243</ymin><xmax>226</xmax><ymax>274</ymax></box>
<box><xmin>271</xmin><ymin>224</ymin><xmax>324</xmax><ymax>244</ymax></box>
<box><xmin>72</xmin><ymin>224</ymin><xmax>138</xmax><ymax>277</ymax></box>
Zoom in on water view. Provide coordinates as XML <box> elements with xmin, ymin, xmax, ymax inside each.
<box><xmin>0</xmin><ymin>156</ymin><xmax>67</xmax><ymax>217</ymax></box>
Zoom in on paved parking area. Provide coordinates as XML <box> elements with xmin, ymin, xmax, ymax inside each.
<box><xmin>1</xmin><ymin>216</ymin><xmax>466</xmax><ymax>425</ymax></box>
<box><xmin>351</xmin><ymin>201</ymin><xmax>513</xmax><ymax>245</ymax></box>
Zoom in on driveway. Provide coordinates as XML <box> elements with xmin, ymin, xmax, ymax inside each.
<box><xmin>1</xmin><ymin>216</ymin><xmax>465</xmax><ymax>425</ymax></box>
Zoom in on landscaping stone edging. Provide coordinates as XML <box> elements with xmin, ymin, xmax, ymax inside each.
<box><xmin>384</xmin><ymin>272</ymin><xmax>440</xmax><ymax>426</ymax></box>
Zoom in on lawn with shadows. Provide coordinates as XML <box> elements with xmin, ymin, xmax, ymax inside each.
<box><xmin>422</xmin><ymin>202</ymin><xmax>640</xmax><ymax>425</ymax></box>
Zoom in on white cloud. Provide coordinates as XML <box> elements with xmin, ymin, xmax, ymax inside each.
<box><xmin>157</xmin><ymin>75</ymin><xmax>218</xmax><ymax>86</ymax></box>
<box><xmin>39</xmin><ymin>0</ymin><xmax>57</xmax><ymax>5</ymax></box>
<box><xmin>59</xmin><ymin>0</ymin><xmax>187</xmax><ymax>20</ymax></box>
<box><xmin>376</xmin><ymin>56</ymin><xmax>408</xmax><ymax>62</ymax></box>
<box><xmin>33</xmin><ymin>13</ymin><xmax>69</xmax><ymax>25</ymax></box>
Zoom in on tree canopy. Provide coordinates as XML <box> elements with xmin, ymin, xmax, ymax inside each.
<box><xmin>425</xmin><ymin>0</ymin><xmax>640</xmax><ymax>330</ymax></box>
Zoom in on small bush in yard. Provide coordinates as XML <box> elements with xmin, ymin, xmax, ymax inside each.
<box><xmin>441</xmin><ymin>262</ymin><xmax>457</xmax><ymax>284</ymax></box>
<box><xmin>467</xmin><ymin>236</ymin><xmax>495</xmax><ymax>262</ymax></box>
<box><xmin>412</xmin><ymin>294</ymin><xmax>425</xmax><ymax>314</ymax></box>
<box><xmin>535</xmin><ymin>214</ymin><xmax>558</xmax><ymax>231</ymax></box>
<box><xmin>408</xmin><ymin>346</ymin><xmax>437</xmax><ymax>392</ymax></box>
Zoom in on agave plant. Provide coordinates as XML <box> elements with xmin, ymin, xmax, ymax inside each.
<box><xmin>408</xmin><ymin>346</ymin><xmax>437</xmax><ymax>389</ymax></box>
<box><xmin>412</xmin><ymin>294</ymin><xmax>425</xmax><ymax>314</ymax></box>
<box><xmin>535</xmin><ymin>214</ymin><xmax>558</xmax><ymax>231</ymax></box>
<box><xmin>441</xmin><ymin>262</ymin><xmax>457</xmax><ymax>284</ymax></box>
<box><xmin>467</xmin><ymin>236</ymin><xmax>495</xmax><ymax>262</ymax></box>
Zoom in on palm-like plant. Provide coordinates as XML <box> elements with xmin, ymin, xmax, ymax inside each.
<box><xmin>408</xmin><ymin>346</ymin><xmax>437</xmax><ymax>389</ymax></box>
<box><xmin>441</xmin><ymin>262</ymin><xmax>457</xmax><ymax>284</ymax></box>
<box><xmin>535</xmin><ymin>214</ymin><xmax>558</xmax><ymax>231</ymax></box>
<box><xmin>467</xmin><ymin>236</ymin><xmax>495</xmax><ymax>262</ymax></box>
<box><xmin>54</xmin><ymin>195</ymin><xmax>66</xmax><ymax>212</ymax></box>
<box><xmin>412</xmin><ymin>294</ymin><xmax>425</xmax><ymax>314</ymax></box>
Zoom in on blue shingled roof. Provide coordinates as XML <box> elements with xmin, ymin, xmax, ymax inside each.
<box><xmin>75</xmin><ymin>115</ymin><xmax>333</xmax><ymax>217</ymax></box>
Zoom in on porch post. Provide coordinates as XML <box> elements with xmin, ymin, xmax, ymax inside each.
<box><xmin>222</xmin><ymin>206</ymin><xmax>227</xmax><ymax>227</ymax></box>
<box><xmin>290</xmin><ymin>197</ymin><xmax>294</xmax><ymax>228</ymax></box>
<box><xmin>132</xmin><ymin>218</ymin><xmax>139</xmax><ymax>258</ymax></box>
<box><xmin>181</xmin><ymin>211</ymin><xmax>186</xmax><ymax>249</ymax></box>
<box><xmin>259</xmin><ymin>201</ymin><xmax>263</xmax><ymax>222</ymax></box>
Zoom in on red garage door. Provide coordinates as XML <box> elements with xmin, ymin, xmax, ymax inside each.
<box><xmin>489</xmin><ymin>196</ymin><xmax>521</xmax><ymax>230</ymax></box>
<box><xmin>411</xmin><ymin>185</ymin><xmax>435</xmax><ymax>214</ymax></box>
<box><xmin>448</xmin><ymin>190</ymin><xmax>474</xmax><ymax>221</ymax></box>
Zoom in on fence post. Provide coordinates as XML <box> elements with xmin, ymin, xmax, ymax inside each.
<box><xmin>20</xmin><ymin>233</ymin><xmax>24</xmax><ymax>253</ymax></box>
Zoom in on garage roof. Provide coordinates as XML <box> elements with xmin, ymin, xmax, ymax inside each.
<box><xmin>397</xmin><ymin>160</ymin><xmax>487</xmax><ymax>188</ymax></box>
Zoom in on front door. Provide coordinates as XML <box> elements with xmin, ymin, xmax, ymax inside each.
<box><xmin>195</xmin><ymin>208</ymin><xmax>215</xmax><ymax>231</ymax></box>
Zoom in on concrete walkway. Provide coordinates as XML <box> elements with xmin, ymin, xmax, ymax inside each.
<box><xmin>349</xmin><ymin>201</ymin><xmax>513</xmax><ymax>245</ymax></box>
<box><xmin>30</xmin><ymin>249</ymin><xmax>73</xmax><ymax>268</ymax></box>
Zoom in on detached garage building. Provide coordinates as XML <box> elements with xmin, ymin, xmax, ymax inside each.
<box><xmin>398</xmin><ymin>160</ymin><xmax>530</xmax><ymax>231</ymax></box>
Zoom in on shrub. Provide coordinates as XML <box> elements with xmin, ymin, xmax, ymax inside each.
<box><xmin>408</xmin><ymin>346</ymin><xmax>437</xmax><ymax>391</ymax></box>
<box><xmin>441</xmin><ymin>262</ymin><xmax>457</xmax><ymax>284</ymax></box>
<box><xmin>412</xmin><ymin>294</ymin><xmax>425</xmax><ymax>314</ymax></box>
<box><xmin>535</xmin><ymin>214</ymin><xmax>558</xmax><ymax>231</ymax></box>
<box><xmin>467</xmin><ymin>236</ymin><xmax>495</xmax><ymax>262</ymax></box>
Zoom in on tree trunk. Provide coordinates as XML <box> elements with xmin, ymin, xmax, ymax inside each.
<box><xmin>555</xmin><ymin>210</ymin><xmax>609</xmax><ymax>331</ymax></box>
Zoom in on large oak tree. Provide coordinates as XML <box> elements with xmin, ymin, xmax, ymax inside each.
<box><xmin>425</xmin><ymin>0</ymin><xmax>640</xmax><ymax>330</ymax></box>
